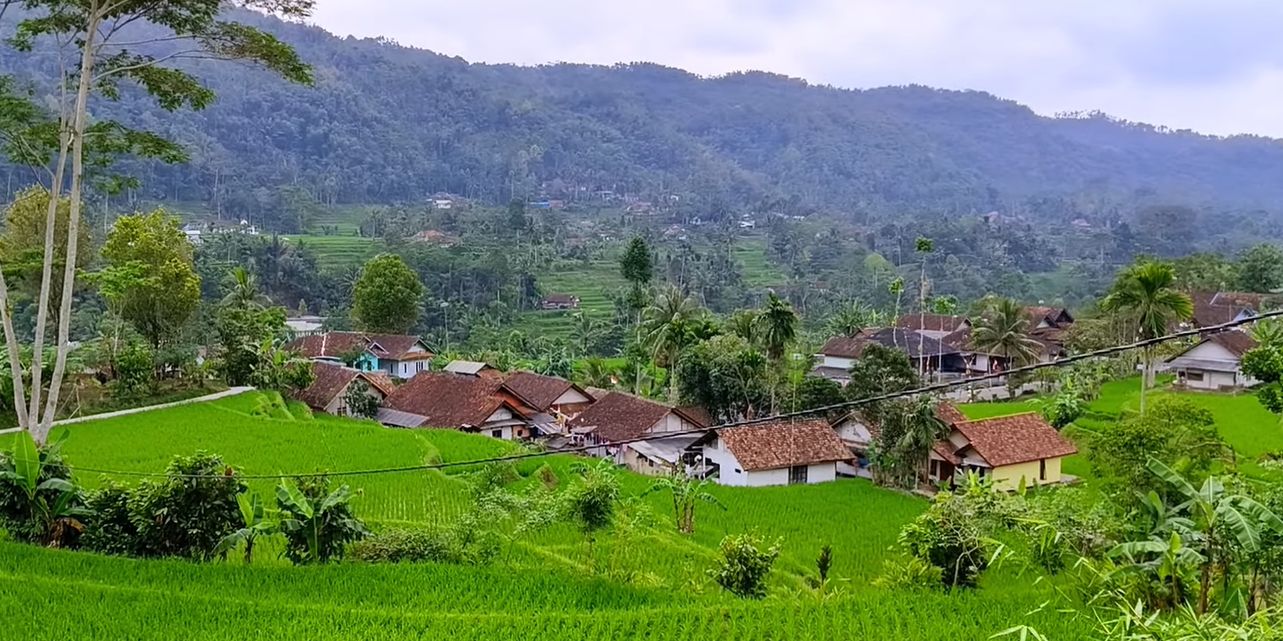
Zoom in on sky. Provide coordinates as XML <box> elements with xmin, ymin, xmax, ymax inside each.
<box><xmin>310</xmin><ymin>0</ymin><xmax>1283</xmax><ymax>138</ymax></box>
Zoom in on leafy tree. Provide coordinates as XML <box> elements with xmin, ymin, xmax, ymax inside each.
<box><xmin>276</xmin><ymin>475</ymin><xmax>369</xmax><ymax>565</ymax></box>
<box><xmin>870</xmin><ymin>395</ymin><xmax>948</xmax><ymax>489</ymax></box>
<box><xmin>971</xmin><ymin>297</ymin><xmax>1043</xmax><ymax>400</ymax></box>
<box><xmin>1101</xmin><ymin>261</ymin><xmax>1193</xmax><ymax>412</ymax></box>
<box><xmin>845</xmin><ymin>343</ymin><xmax>920</xmax><ymax>419</ymax></box>
<box><xmin>1243</xmin><ymin>331</ymin><xmax>1283</xmax><ymax>415</ymax></box>
<box><xmin>249</xmin><ymin>339</ymin><xmax>315</xmax><ymax>394</ymax></box>
<box><xmin>215</xmin><ymin>305</ymin><xmax>288</xmax><ymax>388</ymax></box>
<box><xmin>563</xmin><ymin>460</ymin><xmax>620</xmax><ymax>551</ymax></box>
<box><xmin>642</xmin><ymin>472</ymin><xmax>725</xmax><ymax>534</ymax></box>
<box><xmin>131</xmin><ymin>452</ymin><xmax>246</xmax><ymax>560</ymax></box>
<box><xmin>725</xmin><ymin>309</ymin><xmax>760</xmax><ymax>345</ymax></box>
<box><xmin>1089</xmin><ymin>397</ymin><xmax>1228</xmax><ymax>503</ymax></box>
<box><xmin>619</xmin><ymin>236</ymin><xmax>653</xmax><ymax>287</ymax></box>
<box><xmin>0</xmin><ymin>0</ymin><xmax>313</xmax><ymax>446</ymax></box>
<box><xmin>1237</xmin><ymin>243</ymin><xmax>1283</xmax><ymax>293</ymax></box>
<box><xmin>709</xmin><ymin>533</ymin><xmax>780</xmax><ymax>599</ymax></box>
<box><xmin>214</xmin><ymin>493</ymin><xmax>275</xmax><ymax>565</ymax></box>
<box><xmin>896</xmin><ymin>476</ymin><xmax>1006</xmax><ymax>588</ymax></box>
<box><xmin>824</xmin><ymin>301</ymin><xmax>884</xmax><ymax>338</ymax></box>
<box><xmin>221</xmin><ymin>267</ymin><xmax>271</xmax><ymax>309</ymax></box>
<box><xmin>0</xmin><ymin>187</ymin><xmax>91</xmax><ymax>321</ymax></box>
<box><xmin>101</xmin><ymin>211</ymin><xmax>201</xmax><ymax>349</ymax></box>
<box><xmin>352</xmin><ymin>254</ymin><xmax>424</xmax><ymax>334</ymax></box>
<box><xmin>756</xmin><ymin>292</ymin><xmax>797</xmax><ymax>362</ymax></box>
<box><xmin>342</xmin><ymin>379</ymin><xmax>380</xmax><ymax>419</ymax></box>
<box><xmin>0</xmin><ymin>430</ymin><xmax>85</xmax><ymax>547</ymax></box>
<box><xmin>675</xmin><ymin>334</ymin><xmax>769</xmax><ymax>422</ymax></box>
<box><xmin>1173</xmin><ymin>252</ymin><xmax>1239</xmax><ymax>292</ymax></box>
<box><xmin>791</xmin><ymin>376</ymin><xmax>847</xmax><ymax>418</ymax></box>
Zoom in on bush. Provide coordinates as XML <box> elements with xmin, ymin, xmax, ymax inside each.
<box><xmin>898</xmin><ymin>491</ymin><xmax>990</xmax><ymax>588</ymax></box>
<box><xmin>708</xmin><ymin>533</ymin><xmax>780</xmax><ymax>599</ymax></box>
<box><xmin>131</xmin><ymin>452</ymin><xmax>245</xmax><ymax>560</ymax></box>
<box><xmin>342</xmin><ymin>380</ymin><xmax>380</xmax><ymax>419</ymax></box>
<box><xmin>351</xmin><ymin>524</ymin><xmax>498</xmax><ymax>566</ymax></box>
<box><xmin>872</xmin><ymin>555</ymin><xmax>944</xmax><ymax>590</ymax></box>
<box><xmin>277</xmin><ymin>475</ymin><xmax>368</xmax><ymax>564</ymax></box>
<box><xmin>81</xmin><ymin>483</ymin><xmax>140</xmax><ymax>556</ymax></box>
<box><xmin>114</xmin><ymin>341</ymin><xmax>155</xmax><ymax>399</ymax></box>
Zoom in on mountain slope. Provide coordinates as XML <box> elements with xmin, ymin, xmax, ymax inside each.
<box><xmin>2</xmin><ymin>10</ymin><xmax>1281</xmax><ymax>217</ymax></box>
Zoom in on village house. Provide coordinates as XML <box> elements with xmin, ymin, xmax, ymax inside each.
<box><xmin>443</xmin><ymin>360</ymin><xmax>502</xmax><ymax>378</ymax></box>
<box><xmin>293</xmin><ymin>361</ymin><xmax>395</xmax><ymax>417</ymax></box>
<box><xmin>540</xmin><ymin>293</ymin><xmax>581</xmax><ymax>310</ymax></box>
<box><xmin>500</xmin><ymin>371</ymin><xmax>596</xmax><ymax>436</ymax></box>
<box><xmin>811</xmin><ymin>328</ymin><xmax>966</xmax><ymax>384</ymax></box>
<box><xmin>1165</xmin><ymin>330</ymin><xmax>1260</xmax><ymax>391</ymax></box>
<box><xmin>692</xmin><ymin>419</ymin><xmax>852</xmax><ymax>487</ymax></box>
<box><xmin>568</xmin><ymin>392</ymin><xmax>709</xmax><ymax>470</ymax></box>
<box><xmin>1189</xmin><ymin>291</ymin><xmax>1268</xmax><ymax>329</ymax></box>
<box><xmin>284</xmin><ymin>315</ymin><xmax>326</xmax><ymax>340</ymax></box>
<box><xmin>410</xmin><ymin>229</ymin><xmax>461</xmax><ymax>247</ymax></box>
<box><xmin>379</xmin><ymin>372</ymin><xmax>535</xmax><ymax>440</ymax></box>
<box><xmin>929</xmin><ymin>413</ymin><xmax>1078</xmax><ymax>491</ymax></box>
<box><xmin>895</xmin><ymin>314</ymin><xmax>971</xmax><ymax>339</ymax></box>
<box><xmin>832</xmin><ymin>403</ymin><xmax>968</xmax><ymax>478</ymax></box>
<box><xmin>1025</xmin><ymin>306</ymin><xmax>1075</xmax><ymax>359</ymax></box>
<box><xmin>287</xmin><ymin>332</ymin><xmax>434</xmax><ymax>379</ymax></box>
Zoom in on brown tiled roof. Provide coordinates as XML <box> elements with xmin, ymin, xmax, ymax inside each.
<box><xmin>568</xmin><ymin>392</ymin><xmax>674</xmax><ymax>443</ymax></box>
<box><xmin>286</xmin><ymin>331</ymin><xmax>431</xmax><ymax>361</ymax></box>
<box><xmin>674</xmin><ymin>405</ymin><xmax>714</xmax><ymax>428</ymax></box>
<box><xmin>931</xmin><ymin>441</ymin><xmax>962</xmax><ymax>465</ymax></box>
<box><xmin>940</xmin><ymin>327</ymin><xmax>973</xmax><ymax>351</ymax></box>
<box><xmin>294</xmin><ymin>361</ymin><xmax>359</xmax><ymax>410</ymax></box>
<box><xmin>542</xmin><ymin>293</ymin><xmax>578</xmax><ymax>304</ymax></box>
<box><xmin>1189</xmin><ymin>291</ymin><xmax>1267</xmax><ymax>328</ymax></box>
<box><xmin>718</xmin><ymin>419</ymin><xmax>852</xmax><ymax>471</ymax></box>
<box><xmin>819</xmin><ymin>335</ymin><xmax>868</xmax><ymax>358</ymax></box>
<box><xmin>1025</xmin><ymin>306</ymin><xmax>1074</xmax><ymax>327</ymax></box>
<box><xmin>935</xmin><ymin>402</ymin><xmax>968</xmax><ymax>426</ymax></box>
<box><xmin>952</xmin><ymin>413</ymin><xmax>1077</xmax><ymax>467</ymax></box>
<box><xmin>1214</xmin><ymin>291</ymin><xmax>1268</xmax><ymax>308</ymax></box>
<box><xmin>383</xmin><ymin>372</ymin><xmax>533</xmax><ymax>428</ymax></box>
<box><xmin>502</xmin><ymin>371</ymin><xmax>591</xmax><ymax>411</ymax></box>
<box><xmin>362</xmin><ymin>372</ymin><xmax>397</xmax><ymax>396</ymax></box>
<box><xmin>895</xmin><ymin>314</ymin><xmax>970</xmax><ymax>333</ymax></box>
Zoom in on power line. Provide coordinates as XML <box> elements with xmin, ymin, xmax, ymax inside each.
<box><xmin>57</xmin><ymin>309</ymin><xmax>1283</xmax><ymax>481</ymax></box>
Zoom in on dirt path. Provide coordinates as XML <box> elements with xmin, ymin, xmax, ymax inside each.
<box><xmin>0</xmin><ymin>387</ymin><xmax>254</xmax><ymax>435</ymax></box>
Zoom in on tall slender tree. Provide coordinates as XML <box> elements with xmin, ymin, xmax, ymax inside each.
<box><xmin>1101</xmin><ymin>261</ymin><xmax>1193</xmax><ymax>412</ymax></box>
<box><xmin>641</xmin><ymin>285</ymin><xmax>702</xmax><ymax>402</ymax></box>
<box><xmin>0</xmin><ymin>0</ymin><xmax>313</xmax><ymax>444</ymax></box>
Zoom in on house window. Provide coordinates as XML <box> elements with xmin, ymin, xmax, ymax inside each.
<box><xmin>491</xmin><ymin>429</ymin><xmax>503</xmax><ymax>439</ymax></box>
<box><xmin>788</xmin><ymin>465</ymin><xmax>808</xmax><ymax>485</ymax></box>
<box><xmin>1039</xmin><ymin>459</ymin><xmax>1047</xmax><ymax>481</ymax></box>
<box><xmin>417</xmin><ymin>361</ymin><xmax>425</xmax><ymax>372</ymax></box>
<box><xmin>1186</xmin><ymin>371</ymin><xmax>1204</xmax><ymax>382</ymax></box>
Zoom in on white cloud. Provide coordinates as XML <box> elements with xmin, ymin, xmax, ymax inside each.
<box><xmin>309</xmin><ymin>0</ymin><xmax>1283</xmax><ymax>137</ymax></box>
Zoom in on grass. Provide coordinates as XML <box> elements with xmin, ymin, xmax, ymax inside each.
<box><xmin>0</xmin><ymin>390</ymin><xmax>1097</xmax><ymax>640</ymax></box>
<box><xmin>281</xmin><ymin>234</ymin><xmax>382</xmax><ymax>269</ymax></box>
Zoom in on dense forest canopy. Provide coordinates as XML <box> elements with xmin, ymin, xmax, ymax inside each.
<box><xmin>2</xmin><ymin>8</ymin><xmax>1283</xmax><ymax>228</ymax></box>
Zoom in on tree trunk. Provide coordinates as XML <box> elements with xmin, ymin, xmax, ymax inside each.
<box><xmin>34</xmin><ymin>6</ymin><xmax>101</xmax><ymax>443</ymax></box>
<box><xmin>1139</xmin><ymin>345</ymin><xmax>1150</xmax><ymax>415</ymax></box>
<box><xmin>0</xmin><ymin>268</ymin><xmax>28</xmax><ymax>429</ymax></box>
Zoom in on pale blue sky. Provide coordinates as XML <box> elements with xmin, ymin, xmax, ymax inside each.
<box><xmin>312</xmin><ymin>0</ymin><xmax>1283</xmax><ymax>137</ymax></box>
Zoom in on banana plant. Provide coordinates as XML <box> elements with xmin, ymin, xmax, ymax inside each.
<box><xmin>0</xmin><ymin>430</ymin><xmax>86</xmax><ymax>547</ymax></box>
<box><xmin>213</xmin><ymin>492</ymin><xmax>275</xmax><ymax>565</ymax></box>
<box><xmin>276</xmin><ymin>478</ymin><xmax>368</xmax><ymax>564</ymax></box>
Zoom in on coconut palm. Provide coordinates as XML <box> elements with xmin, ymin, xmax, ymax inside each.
<box><xmin>726</xmin><ymin>309</ymin><xmax>760</xmax><ymax>345</ymax></box>
<box><xmin>824</xmin><ymin>301</ymin><xmax>884</xmax><ymax>338</ymax></box>
<box><xmin>756</xmin><ymin>292</ymin><xmax>797</xmax><ymax>362</ymax></box>
<box><xmin>641</xmin><ymin>285</ymin><xmax>702</xmax><ymax>402</ymax></box>
<box><xmin>971</xmin><ymin>297</ymin><xmax>1043</xmax><ymax>400</ymax></box>
<box><xmin>1101</xmin><ymin>262</ymin><xmax>1193</xmax><ymax>412</ymax></box>
<box><xmin>221</xmin><ymin>266</ymin><xmax>271</xmax><ymax>309</ymax></box>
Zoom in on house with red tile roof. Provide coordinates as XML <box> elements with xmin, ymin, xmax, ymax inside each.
<box><xmin>811</xmin><ymin>328</ymin><xmax>967</xmax><ymax>384</ymax></box>
<box><xmin>501</xmin><ymin>372</ymin><xmax>595</xmax><ymax>419</ymax></box>
<box><xmin>895</xmin><ymin>314</ymin><xmax>971</xmax><ymax>339</ymax></box>
<box><xmin>693</xmin><ymin>419</ymin><xmax>852</xmax><ymax>486</ymax></box>
<box><xmin>293</xmin><ymin>361</ymin><xmax>395</xmax><ymax>417</ymax></box>
<box><xmin>286</xmin><ymin>331</ymin><xmax>433</xmax><ymax>380</ymax></box>
<box><xmin>928</xmin><ymin>412</ymin><xmax>1078</xmax><ymax>490</ymax></box>
<box><xmin>1164</xmin><ymin>330</ymin><xmax>1260</xmax><ymax>390</ymax></box>
<box><xmin>380</xmin><ymin>372</ymin><xmax>536</xmax><ymax>440</ymax></box>
<box><xmin>567</xmin><ymin>392</ymin><xmax>709</xmax><ymax>470</ymax></box>
<box><xmin>831</xmin><ymin>402</ymin><xmax>966</xmax><ymax>478</ymax></box>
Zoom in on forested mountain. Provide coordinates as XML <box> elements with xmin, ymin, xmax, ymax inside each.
<box><xmin>3</xmin><ymin>9</ymin><xmax>1283</xmax><ymax>221</ymax></box>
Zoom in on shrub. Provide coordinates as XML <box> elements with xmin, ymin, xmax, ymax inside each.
<box><xmin>81</xmin><ymin>482</ymin><xmax>140</xmax><ymax>556</ymax></box>
<box><xmin>130</xmin><ymin>452</ymin><xmax>245</xmax><ymax>560</ymax></box>
<box><xmin>0</xmin><ymin>432</ymin><xmax>85</xmax><ymax>548</ymax></box>
<box><xmin>352</xmin><ymin>524</ymin><xmax>497</xmax><ymax>566</ymax></box>
<box><xmin>872</xmin><ymin>555</ymin><xmax>944</xmax><ymax>590</ymax></box>
<box><xmin>708</xmin><ymin>533</ymin><xmax>781</xmax><ymax>599</ymax></box>
<box><xmin>342</xmin><ymin>379</ymin><xmax>380</xmax><ymax>419</ymax></box>
<box><xmin>898</xmin><ymin>491</ymin><xmax>990</xmax><ymax>588</ymax></box>
<box><xmin>114</xmin><ymin>341</ymin><xmax>155</xmax><ymax>399</ymax></box>
<box><xmin>277</xmin><ymin>475</ymin><xmax>368</xmax><ymax>565</ymax></box>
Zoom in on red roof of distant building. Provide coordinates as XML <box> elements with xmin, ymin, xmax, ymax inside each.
<box><xmin>383</xmin><ymin>372</ymin><xmax>533</xmax><ymax>428</ymax></box>
<box><xmin>716</xmin><ymin>419</ymin><xmax>852</xmax><ymax>471</ymax></box>
<box><xmin>952</xmin><ymin>413</ymin><xmax>1077</xmax><ymax>467</ymax></box>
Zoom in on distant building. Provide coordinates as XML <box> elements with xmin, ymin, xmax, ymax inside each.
<box><xmin>410</xmin><ymin>229</ymin><xmax>461</xmax><ymax>247</ymax></box>
<box><xmin>540</xmin><ymin>293</ymin><xmax>581</xmax><ymax>310</ymax></box>
<box><xmin>929</xmin><ymin>413</ymin><xmax>1078</xmax><ymax>491</ymax></box>
<box><xmin>1165</xmin><ymin>330</ymin><xmax>1260</xmax><ymax>391</ymax></box>
<box><xmin>443</xmin><ymin>360</ymin><xmax>500</xmax><ymax>377</ymax></box>
<box><xmin>569</xmin><ymin>392</ymin><xmax>709</xmax><ymax>466</ymax></box>
<box><xmin>1189</xmin><ymin>291</ymin><xmax>1269</xmax><ymax>329</ymax></box>
<box><xmin>293</xmin><ymin>361</ymin><xmax>394</xmax><ymax>417</ymax></box>
<box><xmin>286</xmin><ymin>332</ymin><xmax>433</xmax><ymax>379</ymax></box>
<box><xmin>380</xmin><ymin>372</ymin><xmax>535</xmax><ymax>440</ymax></box>
<box><xmin>284</xmin><ymin>315</ymin><xmax>326</xmax><ymax>339</ymax></box>
<box><xmin>811</xmin><ymin>328</ymin><xmax>966</xmax><ymax>384</ymax></box>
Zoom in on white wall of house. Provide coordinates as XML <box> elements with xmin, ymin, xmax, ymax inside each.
<box><xmin>1177</xmin><ymin>368</ymin><xmax>1241</xmax><ymax>391</ymax></box>
<box><xmin>1184</xmin><ymin>341</ymin><xmax>1239</xmax><ymax>363</ymax></box>
<box><xmin>387</xmin><ymin>359</ymin><xmax>430</xmax><ymax>379</ymax></box>
<box><xmin>555</xmin><ymin>388</ymin><xmax>593</xmax><ymax>405</ymax></box>
<box><xmin>700</xmin><ymin>438</ymin><xmax>839</xmax><ymax>487</ymax></box>
<box><xmin>821</xmin><ymin>355</ymin><xmax>855</xmax><ymax>370</ymax></box>
<box><xmin>650</xmin><ymin>413</ymin><xmax>700</xmax><ymax>434</ymax></box>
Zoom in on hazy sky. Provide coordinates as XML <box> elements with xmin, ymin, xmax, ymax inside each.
<box><xmin>311</xmin><ymin>0</ymin><xmax>1283</xmax><ymax>138</ymax></box>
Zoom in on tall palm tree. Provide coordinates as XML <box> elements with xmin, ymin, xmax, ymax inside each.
<box><xmin>726</xmin><ymin>309</ymin><xmax>760</xmax><ymax>345</ymax></box>
<box><xmin>756</xmin><ymin>292</ymin><xmax>797</xmax><ymax>362</ymax></box>
<box><xmin>221</xmin><ymin>267</ymin><xmax>270</xmax><ymax>309</ymax></box>
<box><xmin>641</xmin><ymin>285</ymin><xmax>701</xmax><ymax>402</ymax></box>
<box><xmin>1101</xmin><ymin>261</ymin><xmax>1193</xmax><ymax>412</ymax></box>
<box><xmin>971</xmin><ymin>297</ymin><xmax>1043</xmax><ymax>400</ymax></box>
<box><xmin>824</xmin><ymin>301</ymin><xmax>884</xmax><ymax>338</ymax></box>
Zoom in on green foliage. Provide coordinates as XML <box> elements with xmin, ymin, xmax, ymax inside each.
<box><xmin>897</xmin><ymin>485</ymin><xmax>993</xmax><ymax>589</ymax></box>
<box><xmin>80</xmin><ymin>482</ymin><xmax>138</xmax><ymax>556</ymax></box>
<box><xmin>0</xmin><ymin>430</ymin><xmax>84</xmax><ymax>547</ymax></box>
<box><xmin>872</xmin><ymin>554</ymin><xmax>944</xmax><ymax>591</ymax></box>
<box><xmin>619</xmin><ymin>236</ymin><xmax>654</xmax><ymax>286</ymax></box>
<box><xmin>642</xmin><ymin>472</ymin><xmax>725</xmax><ymax>534</ymax></box>
<box><xmin>1089</xmin><ymin>398</ymin><xmax>1227</xmax><ymax>503</ymax></box>
<box><xmin>130</xmin><ymin>452</ymin><xmax>246</xmax><ymax>560</ymax></box>
<box><xmin>755</xmin><ymin>292</ymin><xmax>797</xmax><ymax>361</ymax></box>
<box><xmin>675</xmin><ymin>334</ymin><xmax>768</xmax><ymax>422</ymax></box>
<box><xmin>351</xmin><ymin>525</ymin><xmax>499</xmax><ymax>566</ymax></box>
<box><xmin>1243</xmin><ymin>334</ymin><xmax>1283</xmax><ymax>415</ymax></box>
<box><xmin>248</xmin><ymin>339</ymin><xmax>314</xmax><ymax>393</ymax></box>
<box><xmin>276</xmin><ymin>475</ymin><xmax>369</xmax><ymax>565</ymax></box>
<box><xmin>1039</xmin><ymin>388</ymin><xmax>1086</xmax><ymax>429</ymax></box>
<box><xmin>352</xmin><ymin>253</ymin><xmax>423</xmax><ymax>334</ymax></box>
<box><xmin>845</xmin><ymin>343</ymin><xmax>920</xmax><ymax>414</ymax></box>
<box><xmin>101</xmin><ymin>211</ymin><xmax>202</xmax><ymax>348</ymax></box>
<box><xmin>342</xmin><ymin>379</ymin><xmax>380</xmax><ymax>419</ymax></box>
<box><xmin>790</xmin><ymin>376</ymin><xmax>847</xmax><ymax>418</ymax></box>
<box><xmin>708</xmin><ymin>533</ymin><xmax>780</xmax><ymax>599</ymax></box>
<box><xmin>215</xmin><ymin>303</ymin><xmax>289</xmax><ymax>387</ymax></box>
<box><xmin>113</xmin><ymin>340</ymin><xmax>155</xmax><ymax>399</ymax></box>
<box><xmin>869</xmin><ymin>396</ymin><xmax>948</xmax><ymax>489</ymax></box>
<box><xmin>0</xmin><ymin>187</ymin><xmax>92</xmax><ymax>315</ymax></box>
<box><xmin>213</xmin><ymin>493</ymin><xmax>276</xmax><ymax>565</ymax></box>
<box><xmin>563</xmin><ymin>460</ymin><xmax>621</xmax><ymax>539</ymax></box>
<box><xmin>1236</xmin><ymin>243</ymin><xmax>1283</xmax><ymax>293</ymax></box>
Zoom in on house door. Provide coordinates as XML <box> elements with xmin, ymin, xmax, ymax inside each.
<box><xmin>788</xmin><ymin>465</ymin><xmax>808</xmax><ymax>485</ymax></box>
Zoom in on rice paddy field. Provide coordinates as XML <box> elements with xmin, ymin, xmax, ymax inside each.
<box><xmin>0</xmin><ymin>391</ymin><xmax>1096</xmax><ymax>641</ymax></box>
